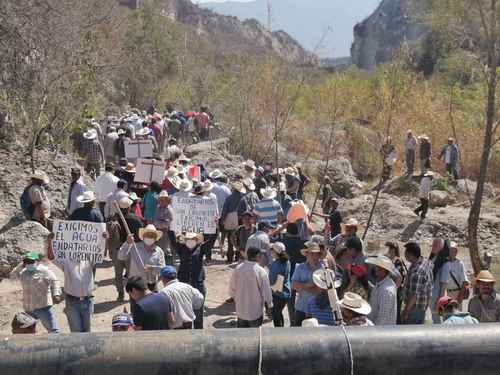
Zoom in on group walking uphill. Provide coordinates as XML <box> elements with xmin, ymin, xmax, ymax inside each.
<box><xmin>11</xmin><ymin>112</ymin><xmax>497</xmax><ymax>334</ymax></box>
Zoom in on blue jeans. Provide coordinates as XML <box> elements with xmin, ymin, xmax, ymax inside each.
<box><xmin>28</xmin><ymin>306</ymin><xmax>59</xmax><ymax>333</ymax></box>
<box><xmin>64</xmin><ymin>296</ymin><xmax>94</xmax><ymax>332</ymax></box>
<box><xmin>405</xmin><ymin>307</ymin><xmax>426</xmax><ymax>324</ymax></box>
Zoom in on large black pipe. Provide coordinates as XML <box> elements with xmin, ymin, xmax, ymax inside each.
<box><xmin>1</xmin><ymin>325</ymin><xmax>500</xmax><ymax>375</ymax></box>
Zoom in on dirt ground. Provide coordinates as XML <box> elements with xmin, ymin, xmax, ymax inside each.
<box><xmin>0</xmin><ymin>246</ymin><xmax>285</xmax><ymax>334</ymax></box>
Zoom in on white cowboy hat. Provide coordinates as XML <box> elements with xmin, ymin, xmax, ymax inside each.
<box><xmin>300</xmin><ymin>242</ymin><xmax>323</xmax><ymax>257</ymax></box>
<box><xmin>76</xmin><ymin>191</ymin><xmax>96</xmax><ymax>204</ymax></box>
<box><xmin>136</xmin><ymin>127</ymin><xmax>151</xmax><ymax>137</ymax></box>
<box><xmin>138</xmin><ymin>224</ymin><xmax>163</xmax><ymax>241</ymax></box>
<box><xmin>271</xmin><ymin>242</ymin><xmax>286</xmax><ymax>255</ymax></box>
<box><xmin>209</xmin><ymin>169</ymin><xmax>224</xmax><ymax>180</ymax></box>
<box><xmin>242</xmin><ymin>178</ymin><xmax>255</xmax><ymax>192</ymax></box>
<box><xmin>178</xmin><ymin>232</ymin><xmax>204</xmax><ymax>244</ymax></box>
<box><xmin>365</xmin><ymin>255</ymin><xmax>397</xmax><ymax>275</ymax></box>
<box><xmin>117</xmin><ymin>129</ymin><xmax>126</xmax><ymax>135</ymax></box>
<box><xmin>449</xmin><ymin>241</ymin><xmax>458</xmax><ymax>249</ymax></box>
<box><xmin>29</xmin><ymin>170</ymin><xmax>50</xmax><ymax>184</ymax></box>
<box><xmin>302</xmin><ymin>318</ymin><xmax>322</xmax><ymax>328</ymax></box>
<box><xmin>260</xmin><ymin>186</ymin><xmax>277</xmax><ymax>200</ymax></box>
<box><xmin>83</xmin><ymin>129</ymin><xmax>98</xmax><ymax>140</ymax></box>
<box><xmin>158</xmin><ymin>190</ymin><xmax>170</xmax><ymax>199</ymax></box>
<box><xmin>118</xmin><ymin>197</ymin><xmax>133</xmax><ymax>209</ymax></box>
<box><xmin>285</xmin><ymin>166</ymin><xmax>298</xmax><ymax>176</ymax></box>
<box><xmin>424</xmin><ymin>171</ymin><xmax>435</xmax><ymax>177</ymax></box>
<box><xmin>243</xmin><ymin>160</ymin><xmax>256</xmax><ymax>170</ymax></box>
<box><xmin>231</xmin><ymin>181</ymin><xmax>247</xmax><ymax>194</ymax></box>
<box><xmin>338</xmin><ymin>292</ymin><xmax>371</xmax><ymax>315</ymax></box>
<box><xmin>177</xmin><ymin>178</ymin><xmax>193</xmax><ymax>192</ymax></box>
<box><xmin>129</xmin><ymin>192</ymin><xmax>140</xmax><ymax>201</ymax></box>
<box><xmin>201</xmin><ymin>180</ymin><xmax>214</xmax><ymax>192</ymax></box>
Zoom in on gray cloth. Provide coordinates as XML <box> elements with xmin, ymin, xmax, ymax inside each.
<box><xmin>468</xmin><ymin>293</ymin><xmax>500</xmax><ymax>323</ymax></box>
<box><xmin>118</xmin><ymin>241</ymin><xmax>165</xmax><ymax>285</ymax></box>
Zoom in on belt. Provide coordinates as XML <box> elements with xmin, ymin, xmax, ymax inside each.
<box><xmin>65</xmin><ymin>293</ymin><xmax>93</xmax><ymax>301</ymax></box>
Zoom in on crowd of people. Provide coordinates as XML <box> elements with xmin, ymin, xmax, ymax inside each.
<box><xmin>9</xmin><ymin>110</ymin><xmax>500</xmax><ymax>335</ymax></box>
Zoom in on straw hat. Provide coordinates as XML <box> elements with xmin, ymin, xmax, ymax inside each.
<box><xmin>285</xmin><ymin>166</ymin><xmax>298</xmax><ymax>176</ymax></box>
<box><xmin>129</xmin><ymin>192</ymin><xmax>140</xmax><ymax>201</ymax></box>
<box><xmin>260</xmin><ymin>186</ymin><xmax>277</xmax><ymax>200</ymax></box>
<box><xmin>271</xmin><ymin>242</ymin><xmax>286</xmax><ymax>255</ymax></box>
<box><xmin>365</xmin><ymin>255</ymin><xmax>397</xmax><ymax>275</ymax></box>
<box><xmin>231</xmin><ymin>181</ymin><xmax>247</xmax><ymax>194</ymax></box>
<box><xmin>125</xmin><ymin>163</ymin><xmax>136</xmax><ymax>173</ymax></box>
<box><xmin>136</xmin><ymin>127</ymin><xmax>151</xmax><ymax>137</ymax></box>
<box><xmin>243</xmin><ymin>160</ymin><xmax>256</xmax><ymax>171</ymax></box>
<box><xmin>341</xmin><ymin>218</ymin><xmax>360</xmax><ymax>233</ymax></box>
<box><xmin>83</xmin><ymin>129</ymin><xmax>98</xmax><ymax>140</ymax></box>
<box><xmin>177</xmin><ymin>178</ymin><xmax>193</xmax><ymax>192</ymax></box>
<box><xmin>158</xmin><ymin>190</ymin><xmax>170</xmax><ymax>199</ymax></box>
<box><xmin>201</xmin><ymin>180</ymin><xmax>214</xmax><ymax>192</ymax></box>
<box><xmin>118</xmin><ymin>197</ymin><xmax>133</xmax><ymax>209</ymax></box>
<box><xmin>76</xmin><ymin>191</ymin><xmax>96</xmax><ymax>203</ymax></box>
<box><xmin>423</xmin><ymin>171</ymin><xmax>435</xmax><ymax>177</ymax></box>
<box><xmin>138</xmin><ymin>224</ymin><xmax>163</xmax><ymax>241</ymax></box>
<box><xmin>209</xmin><ymin>169</ymin><xmax>224</xmax><ymax>180</ymax></box>
<box><xmin>178</xmin><ymin>232</ymin><xmax>204</xmax><ymax>244</ymax></box>
<box><xmin>476</xmin><ymin>270</ymin><xmax>496</xmax><ymax>283</ymax></box>
<box><xmin>300</xmin><ymin>242</ymin><xmax>322</xmax><ymax>257</ymax></box>
<box><xmin>29</xmin><ymin>170</ymin><xmax>50</xmax><ymax>184</ymax></box>
<box><xmin>338</xmin><ymin>292</ymin><xmax>371</xmax><ymax>315</ymax></box>
<box><xmin>242</xmin><ymin>178</ymin><xmax>255</xmax><ymax>192</ymax></box>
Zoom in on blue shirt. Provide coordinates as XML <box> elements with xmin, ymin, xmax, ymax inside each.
<box><xmin>269</xmin><ymin>259</ymin><xmax>291</xmax><ymax>299</ymax></box>
<box><xmin>254</xmin><ymin>198</ymin><xmax>283</xmax><ymax>226</ymax></box>
<box><xmin>307</xmin><ymin>296</ymin><xmax>336</xmax><ymax>326</ymax></box>
<box><xmin>292</xmin><ymin>261</ymin><xmax>325</xmax><ymax>313</ymax></box>
<box><xmin>443</xmin><ymin>312</ymin><xmax>479</xmax><ymax>325</ymax></box>
<box><xmin>69</xmin><ymin>207</ymin><xmax>104</xmax><ymax>223</ymax></box>
<box><xmin>143</xmin><ymin>191</ymin><xmax>158</xmax><ymax>220</ymax></box>
<box><xmin>212</xmin><ymin>182</ymin><xmax>231</xmax><ymax>214</ymax></box>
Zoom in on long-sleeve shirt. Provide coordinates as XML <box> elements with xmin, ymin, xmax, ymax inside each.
<box><xmin>403</xmin><ymin>257</ymin><xmax>434</xmax><ymax>310</ymax></box>
<box><xmin>10</xmin><ymin>263</ymin><xmax>61</xmax><ymax>311</ymax></box>
<box><xmin>419</xmin><ymin>176</ymin><xmax>432</xmax><ymax>199</ymax></box>
<box><xmin>95</xmin><ymin>172</ymin><xmax>119</xmax><ymax>203</ymax></box>
<box><xmin>83</xmin><ymin>139</ymin><xmax>104</xmax><ymax>163</ymax></box>
<box><xmin>221</xmin><ymin>192</ymin><xmax>246</xmax><ymax>222</ymax></box>
<box><xmin>161</xmin><ymin>279</ymin><xmax>204</xmax><ymax>328</ymax></box>
<box><xmin>53</xmin><ymin>258</ymin><xmax>95</xmax><ymax>298</ymax></box>
<box><xmin>468</xmin><ymin>293</ymin><xmax>500</xmax><ymax>322</ymax></box>
<box><xmin>118</xmin><ymin>241</ymin><xmax>165</xmax><ymax>284</ymax></box>
<box><xmin>212</xmin><ymin>182</ymin><xmax>231</xmax><ymax>214</ymax></box>
<box><xmin>269</xmin><ymin>259</ymin><xmax>291</xmax><ymax>299</ymax></box>
<box><xmin>153</xmin><ymin>205</ymin><xmax>174</xmax><ymax>231</ymax></box>
<box><xmin>229</xmin><ymin>261</ymin><xmax>273</xmax><ymax>321</ymax></box>
<box><xmin>67</xmin><ymin>179</ymin><xmax>86</xmax><ymax>215</ymax></box>
<box><xmin>368</xmin><ymin>275</ymin><xmax>397</xmax><ymax>325</ymax></box>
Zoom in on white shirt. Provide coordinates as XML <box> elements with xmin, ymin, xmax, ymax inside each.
<box><xmin>229</xmin><ymin>261</ymin><xmax>273</xmax><ymax>321</ymax></box>
<box><xmin>405</xmin><ymin>135</ymin><xmax>417</xmax><ymax>151</ymax></box>
<box><xmin>68</xmin><ymin>178</ymin><xmax>86</xmax><ymax>215</ymax></box>
<box><xmin>118</xmin><ymin>242</ymin><xmax>165</xmax><ymax>284</ymax></box>
<box><xmin>419</xmin><ymin>176</ymin><xmax>432</xmax><ymax>199</ymax></box>
<box><xmin>54</xmin><ymin>258</ymin><xmax>95</xmax><ymax>297</ymax></box>
<box><xmin>161</xmin><ymin>279</ymin><xmax>204</xmax><ymax>328</ymax></box>
<box><xmin>442</xmin><ymin>259</ymin><xmax>468</xmax><ymax>290</ymax></box>
<box><xmin>368</xmin><ymin>275</ymin><xmax>397</xmax><ymax>325</ymax></box>
<box><xmin>104</xmin><ymin>189</ymin><xmax>129</xmax><ymax>219</ymax></box>
<box><xmin>95</xmin><ymin>172</ymin><xmax>120</xmax><ymax>202</ymax></box>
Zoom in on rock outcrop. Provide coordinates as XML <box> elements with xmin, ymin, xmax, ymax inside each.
<box><xmin>351</xmin><ymin>0</ymin><xmax>426</xmax><ymax>70</ymax></box>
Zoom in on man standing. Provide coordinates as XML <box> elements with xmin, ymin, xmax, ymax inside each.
<box><xmin>468</xmin><ymin>270</ymin><xmax>500</xmax><ymax>322</ymax></box>
<box><xmin>25</xmin><ymin>171</ymin><xmax>51</xmax><ymax>226</ymax></box>
<box><xmin>439</xmin><ymin>137</ymin><xmax>459</xmax><ymax>180</ymax></box>
<box><xmin>210</xmin><ymin>170</ymin><xmax>231</xmax><ymax>252</ymax></box>
<box><xmin>82</xmin><ymin>128</ymin><xmax>104</xmax><ymax>177</ymax></box>
<box><xmin>229</xmin><ymin>247</ymin><xmax>273</xmax><ymax>328</ymax></box>
<box><xmin>321</xmin><ymin>176</ymin><xmax>334</xmax><ymax>214</ymax></box>
<box><xmin>234</xmin><ymin>212</ymin><xmax>257</xmax><ymax>263</ymax></box>
<box><xmin>366</xmin><ymin>255</ymin><xmax>397</xmax><ymax>325</ymax></box>
<box><xmin>295</xmin><ymin>163</ymin><xmax>311</xmax><ymax>201</ymax></box>
<box><xmin>254</xmin><ymin>186</ymin><xmax>284</xmax><ymax>228</ymax></box>
<box><xmin>103</xmin><ymin>126</ymin><xmax>119</xmax><ymax>164</ymax></box>
<box><xmin>402</xmin><ymin>242</ymin><xmax>434</xmax><ymax>324</ymax></box>
<box><xmin>246</xmin><ymin>222</ymin><xmax>273</xmax><ymax>268</ymax></box>
<box><xmin>95</xmin><ymin>164</ymin><xmax>119</xmax><ymax>216</ymax></box>
<box><xmin>10</xmin><ymin>251</ymin><xmax>61</xmax><ymax>333</ymax></box>
<box><xmin>66</xmin><ymin>167</ymin><xmax>86</xmax><ymax>216</ymax></box>
<box><xmin>153</xmin><ymin>191</ymin><xmax>174</xmax><ymax>264</ymax></box>
<box><xmin>404</xmin><ymin>130</ymin><xmax>418</xmax><ymax>176</ymax></box>
<box><xmin>221</xmin><ymin>181</ymin><xmax>248</xmax><ymax>263</ymax></box>
<box><xmin>160</xmin><ymin>266</ymin><xmax>205</xmax><ymax>329</ymax></box>
<box><xmin>126</xmin><ymin>276</ymin><xmax>174</xmax><ymax>330</ymax></box>
<box><xmin>440</xmin><ymin>242</ymin><xmax>470</xmax><ymax>309</ymax></box>
<box><xmin>69</xmin><ymin>191</ymin><xmax>104</xmax><ymax>223</ymax></box>
<box><xmin>419</xmin><ymin>135</ymin><xmax>432</xmax><ymax>174</ymax></box>
<box><xmin>104</xmin><ymin>180</ymin><xmax>129</xmax><ymax>219</ymax></box>
<box><xmin>414</xmin><ymin>171</ymin><xmax>433</xmax><ymax>220</ymax></box>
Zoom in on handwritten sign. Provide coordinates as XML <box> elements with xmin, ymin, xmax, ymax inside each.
<box><xmin>52</xmin><ymin>220</ymin><xmax>106</xmax><ymax>263</ymax></box>
<box><xmin>135</xmin><ymin>158</ymin><xmax>165</xmax><ymax>184</ymax></box>
<box><xmin>125</xmin><ymin>139</ymin><xmax>153</xmax><ymax>159</ymax></box>
<box><xmin>172</xmin><ymin>196</ymin><xmax>218</xmax><ymax>234</ymax></box>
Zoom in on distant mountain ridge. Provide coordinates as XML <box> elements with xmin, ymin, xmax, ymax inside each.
<box><xmin>199</xmin><ymin>0</ymin><xmax>381</xmax><ymax>57</ymax></box>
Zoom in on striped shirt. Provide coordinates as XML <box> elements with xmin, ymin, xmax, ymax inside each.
<box><xmin>307</xmin><ymin>297</ymin><xmax>335</xmax><ymax>326</ymax></box>
<box><xmin>254</xmin><ymin>198</ymin><xmax>283</xmax><ymax>226</ymax></box>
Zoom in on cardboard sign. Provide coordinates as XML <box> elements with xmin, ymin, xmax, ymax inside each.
<box><xmin>51</xmin><ymin>220</ymin><xmax>106</xmax><ymax>263</ymax></box>
<box><xmin>172</xmin><ymin>196</ymin><xmax>218</xmax><ymax>234</ymax></box>
<box><xmin>135</xmin><ymin>158</ymin><xmax>165</xmax><ymax>184</ymax></box>
<box><xmin>125</xmin><ymin>139</ymin><xmax>153</xmax><ymax>159</ymax></box>
<box><xmin>187</xmin><ymin>165</ymin><xmax>201</xmax><ymax>182</ymax></box>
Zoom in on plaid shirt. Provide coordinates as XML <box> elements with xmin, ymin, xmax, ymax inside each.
<box><xmin>368</xmin><ymin>275</ymin><xmax>397</xmax><ymax>325</ymax></box>
<box><xmin>83</xmin><ymin>139</ymin><xmax>104</xmax><ymax>163</ymax></box>
<box><xmin>404</xmin><ymin>257</ymin><xmax>434</xmax><ymax>309</ymax></box>
<box><xmin>10</xmin><ymin>263</ymin><xmax>61</xmax><ymax>312</ymax></box>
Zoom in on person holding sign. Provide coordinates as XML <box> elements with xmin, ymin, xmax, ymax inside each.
<box><xmin>118</xmin><ymin>224</ymin><xmax>165</xmax><ymax>292</ymax></box>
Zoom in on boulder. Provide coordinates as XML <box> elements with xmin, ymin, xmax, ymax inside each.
<box><xmin>0</xmin><ymin>220</ymin><xmax>49</xmax><ymax>279</ymax></box>
<box><xmin>456</xmin><ymin>179</ymin><xmax>496</xmax><ymax>199</ymax></box>
<box><xmin>311</xmin><ymin>157</ymin><xmax>363</xmax><ymax>198</ymax></box>
<box><xmin>430</xmin><ymin>190</ymin><xmax>455</xmax><ymax>207</ymax></box>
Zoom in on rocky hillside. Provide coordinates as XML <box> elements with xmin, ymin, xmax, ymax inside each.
<box><xmin>351</xmin><ymin>0</ymin><xmax>426</xmax><ymax>69</ymax></box>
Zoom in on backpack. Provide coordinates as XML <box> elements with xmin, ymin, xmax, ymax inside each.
<box><xmin>20</xmin><ymin>184</ymin><xmax>35</xmax><ymax>219</ymax></box>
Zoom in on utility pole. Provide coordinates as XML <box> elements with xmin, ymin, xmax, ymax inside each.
<box><xmin>267</xmin><ymin>0</ymin><xmax>272</xmax><ymax>31</ymax></box>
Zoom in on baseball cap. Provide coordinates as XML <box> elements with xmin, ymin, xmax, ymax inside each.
<box><xmin>160</xmin><ymin>266</ymin><xmax>177</xmax><ymax>279</ymax></box>
<box><xmin>112</xmin><ymin>313</ymin><xmax>134</xmax><ymax>327</ymax></box>
<box><xmin>23</xmin><ymin>251</ymin><xmax>39</xmax><ymax>262</ymax></box>
<box><xmin>437</xmin><ymin>296</ymin><xmax>458</xmax><ymax>310</ymax></box>
<box><xmin>13</xmin><ymin>312</ymin><xmax>37</xmax><ymax>329</ymax></box>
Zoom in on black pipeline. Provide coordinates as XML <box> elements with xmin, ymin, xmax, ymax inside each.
<box><xmin>1</xmin><ymin>325</ymin><xmax>500</xmax><ymax>375</ymax></box>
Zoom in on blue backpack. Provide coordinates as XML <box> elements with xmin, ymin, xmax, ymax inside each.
<box><xmin>20</xmin><ymin>184</ymin><xmax>35</xmax><ymax>219</ymax></box>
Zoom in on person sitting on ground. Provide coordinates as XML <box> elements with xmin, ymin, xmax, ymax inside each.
<box><xmin>111</xmin><ymin>311</ymin><xmax>136</xmax><ymax>332</ymax></box>
<box><xmin>338</xmin><ymin>292</ymin><xmax>374</xmax><ymax>326</ymax></box>
<box><xmin>438</xmin><ymin>296</ymin><xmax>478</xmax><ymax>325</ymax></box>
<box><xmin>11</xmin><ymin>312</ymin><xmax>37</xmax><ymax>334</ymax></box>
<box><xmin>468</xmin><ymin>270</ymin><xmax>500</xmax><ymax>323</ymax></box>
<box><xmin>125</xmin><ymin>276</ymin><xmax>174</xmax><ymax>331</ymax></box>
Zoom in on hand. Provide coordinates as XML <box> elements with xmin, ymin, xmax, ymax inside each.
<box><xmin>126</xmin><ymin>234</ymin><xmax>134</xmax><ymax>244</ymax></box>
<box><xmin>144</xmin><ymin>265</ymin><xmax>151</xmax><ymax>272</ymax></box>
<box><xmin>53</xmin><ymin>295</ymin><xmax>62</xmax><ymax>304</ymax></box>
<box><xmin>47</xmin><ymin>233</ymin><xmax>55</xmax><ymax>241</ymax></box>
<box><xmin>102</xmin><ymin>232</ymin><xmax>108</xmax><ymax>239</ymax></box>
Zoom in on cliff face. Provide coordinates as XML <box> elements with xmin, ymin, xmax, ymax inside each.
<box><xmin>351</xmin><ymin>0</ymin><xmax>426</xmax><ymax>70</ymax></box>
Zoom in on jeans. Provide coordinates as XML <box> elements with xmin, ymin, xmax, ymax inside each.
<box><xmin>404</xmin><ymin>307</ymin><xmax>426</xmax><ymax>325</ymax></box>
<box><xmin>446</xmin><ymin>163</ymin><xmax>459</xmax><ymax>180</ymax></box>
<box><xmin>28</xmin><ymin>305</ymin><xmax>59</xmax><ymax>333</ymax></box>
<box><xmin>406</xmin><ymin>149</ymin><xmax>415</xmax><ymax>175</ymax></box>
<box><xmin>237</xmin><ymin>316</ymin><xmax>263</xmax><ymax>328</ymax></box>
<box><xmin>194</xmin><ymin>284</ymin><xmax>206</xmax><ymax>329</ymax></box>
<box><xmin>293</xmin><ymin>310</ymin><xmax>307</xmax><ymax>327</ymax></box>
<box><xmin>272</xmin><ymin>295</ymin><xmax>288</xmax><ymax>327</ymax></box>
<box><xmin>112</xmin><ymin>254</ymin><xmax>126</xmax><ymax>295</ymax></box>
<box><xmin>64</xmin><ymin>296</ymin><xmax>94</xmax><ymax>332</ymax></box>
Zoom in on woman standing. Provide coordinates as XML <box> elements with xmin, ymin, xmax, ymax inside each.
<box><xmin>269</xmin><ymin>242</ymin><xmax>291</xmax><ymax>327</ymax></box>
<box><xmin>385</xmin><ymin>241</ymin><xmax>407</xmax><ymax>324</ymax></box>
<box><xmin>142</xmin><ymin>181</ymin><xmax>161</xmax><ymax>224</ymax></box>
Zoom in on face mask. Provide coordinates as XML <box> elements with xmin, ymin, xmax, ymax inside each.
<box><xmin>186</xmin><ymin>240</ymin><xmax>197</xmax><ymax>249</ymax></box>
<box><xmin>144</xmin><ymin>238</ymin><xmax>156</xmax><ymax>246</ymax></box>
<box><xmin>26</xmin><ymin>264</ymin><xmax>37</xmax><ymax>272</ymax></box>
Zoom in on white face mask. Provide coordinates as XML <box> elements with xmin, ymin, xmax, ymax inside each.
<box><xmin>144</xmin><ymin>238</ymin><xmax>156</xmax><ymax>246</ymax></box>
<box><xmin>186</xmin><ymin>240</ymin><xmax>197</xmax><ymax>249</ymax></box>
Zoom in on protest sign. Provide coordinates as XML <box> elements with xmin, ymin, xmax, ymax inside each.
<box><xmin>172</xmin><ymin>196</ymin><xmax>218</xmax><ymax>234</ymax></box>
<box><xmin>51</xmin><ymin>220</ymin><xmax>106</xmax><ymax>263</ymax></box>
<box><xmin>187</xmin><ymin>165</ymin><xmax>201</xmax><ymax>182</ymax></box>
<box><xmin>125</xmin><ymin>139</ymin><xmax>153</xmax><ymax>159</ymax></box>
<box><xmin>135</xmin><ymin>158</ymin><xmax>165</xmax><ymax>183</ymax></box>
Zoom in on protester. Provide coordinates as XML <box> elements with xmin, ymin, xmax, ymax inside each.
<box><xmin>153</xmin><ymin>190</ymin><xmax>174</xmax><ymax>264</ymax></box>
<box><xmin>142</xmin><ymin>181</ymin><xmax>161</xmax><ymax>224</ymax></box>
<box><xmin>305</xmin><ymin>289</ymin><xmax>335</xmax><ymax>326</ymax></box>
<box><xmin>401</xmin><ymin>242</ymin><xmax>433</xmax><ymax>324</ymax></box>
<box><xmin>439</xmin><ymin>138</ymin><xmax>459</xmax><ymax>180</ymax></box>
<box><xmin>381</xmin><ymin>136</ymin><xmax>397</xmax><ymax>181</ymax></box>
<box><xmin>291</xmin><ymin>242</ymin><xmax>325</xmax><ymax>327</ymax></box>
<box><xmin>332</xmin><ymin>218</ymin><xmax>362</xmax><ymax>255</ymax></box>
<box><xmin>440</xmin><ymin>242</ymin><xmax>469</xmax><ymax>309</ymax></box>
<box><xmin>160</xmin><ymin>266</ymin><xmax>205</xmax><ymax>329</ymax></box>
<box><xmin>268</xmin><ymin>242</ymin><xmax>291</xmax><ymax>327</ymax></box>
<box><xmin>242</xmin><ymin>178</ymin><xmax>259</xmax><ymax>213</ymax></box>
<box><xmin>103</xmin><ymin>126</ymin><xmax>119</xmax><ymax>164</ymax></box>
<box><xmin>66</xmin><ymin>167</ymin><xmax>86</xmax><ymax>216</ymax></box>
<box><xmin>246</xmin><ymin>222</ymin><xmax>273</xmax><ymax>268</ymax></box>
<box><xmin>313</xmin><ymin>198</ymin><xmax>342</xmax><ymax>239</ymax></box>
<box><xmin>104</xmin><ymin>180</ymin><xmax>129</xmax><ymax>219</ymax></box>
<box><xmin>11</xmin><ymin>312</ymin><xmax>37</xmax><ymax>334</ymax></box>
<box><xmin>220</xmin><ymin>181</ymin><xmax>248</xmax><ymax>261</ymax></box>
<box><xmin>70</xmin><ymin>191</ymin><xmax>104</xmax><ymax>223</ymax></box>
<box><xmin>254</xmin><ymin>186</ymin><xmax>284</xmax><ymax>227</ymax></box>
<box><xmin>118</xmin><ymin>224</ymin><xmax>165</xmax><ymax>292</ymax></box>
<box><xmin>295</xmin><ymin>163</ymin><xmax>310</xmax><ymax>201</ymax></box>
<box><xmin>229</xmin><ymin>247</ymin><xmax>273</xmax><ymax>328</ymax></box>
<box><xmin>198</xmin><ymin>180</ymin><xmax>219</xmax><ymax>262</ymax></box>
<box><xmin>414</xmin><ymin>171</ymin><xmax>433</xmax><ymax>220</ymax></box>
<box><xmin>404</xmin><ymin>130</ymin><xmax>418</xmax><ymax>176</ymax></box>
<box><xmin>366</xmin><ymin>255</ymin><xmax>397</xmax><ymax>325</ymax></box>
<box><xmin>111</xmin><ymin>311</ymin><xmax>135</xmax><ymax>332</ymax></box>
<box><xmin>338</xmin><ymin>292</ymin><xmax>374</xmax><ymax>326</ymax></box>
<box><xmin>115</xmin><ymin>129</ymin><xmax>129</xmax><ymax>159</ymax></box>
<box><xmin>210</xmin><ymin>170</ymin><xmax>231</xmax><ymax>249</ymax></box>
<box><xmin>344</xmin><ymin>264</ymin><xmax>370</xmax><ymax>301</ymax></box>
<box><xmin>429</xmin><ymin>237</ymin><xmax>450</xmax><ymax>324</ymax></box>
<box><xmin>82</xmin><ymin>128</ymin><xmax>104</xmax><ymax>177</ymax></box>
<box><xmin>468</xmin><ymin>270</ymin><xmax>500</xmax><ymax>322</ymax></box>
<box><xmin>9</xmin><ymin>251</ymin><xmax>61</xmax><ymax>333</ymax></box>
<box><xmin>95</xmin><ymin>163</ymin><xmax>120</xmax><ymax>216</ymax></box>
<box><xmin>126</xmin><ymin>276</ymin><xmax>174</xmax><ymax>330</ymax></box>
<box><xmin>321</xmin><ymin>176</ymin><xmax>334</xmax><ymax>214</ymax></box>
<box><xmin>438</xmin><ymin>296</ymin><xmax>478</xmax><ymax>325</ymax></box>
<box><xmin>195</xmin><ymin>107</ymin><xmax>210</xmax><ymax>140</ymax></box>
<box><xmin>234</xmin><ymin>211</ymin><xmax>257</xmax><ymax>263</ymax></box>
<box><xmin>385</xmin><ymin>241</ymin><xmax>407</xmax><ymax>323</ymax></box>
<box><xmin>419</xmin><ymin>135</ymin><xmax>432</xmax><ymax>174</ymax></box>
<box><xmin>24</xmin><ymin>170</ymin><xmax>51</xmax><ymax>226</ymax></box>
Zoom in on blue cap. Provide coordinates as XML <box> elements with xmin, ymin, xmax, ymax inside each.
<box><xmin>112</xmin><ymin>313</ymin><xmax>134</xmax><ymax>327</ymax></box>
<box><xmin>160</xmin><ymin>266</ymin><xmax>177</xmax><ymax>279</ymax></box>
